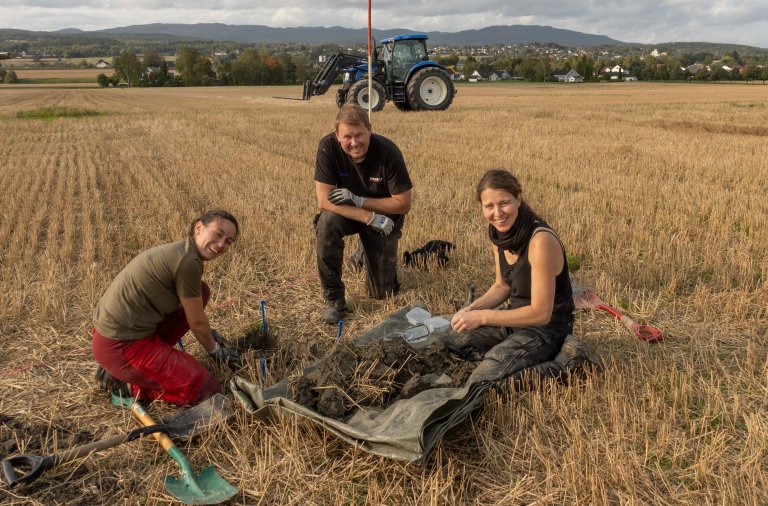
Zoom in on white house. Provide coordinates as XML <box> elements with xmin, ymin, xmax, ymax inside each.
<box><xmin>610</xmin><ymin>65</ymin><xmax>628</xmax><ymax>74</ymax></box>
<box><xmin>468</xmin><ymin>69</ymin><xmax>492</xmax><ymax>82</ymax></box>
<box><xmin>555</xmin><ymin>69</ymin><xmax>583</xmax><ymax>82</ymax></box>
<box><xmin>564</xmin><ymin>69</ymin><xmax>584</xmax><ymax>83</ymax></box>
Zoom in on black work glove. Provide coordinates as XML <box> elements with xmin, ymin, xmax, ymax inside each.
<box><xmin>208</xmin><ymin>343</ymin><xmax>240</xmax><ymax>371</ymax></box>
<box><xmin>210</xmin><ymin>328</ymin><xmax>232</xmax><ymax>348</ymax></box>
<box><xmin>328</xmin><ymin>188</ymin><xmax>365</xmax><ymax>207</ymax></box>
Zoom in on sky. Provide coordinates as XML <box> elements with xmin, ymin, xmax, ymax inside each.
<box><xmin>2</xmin><ymin>0</ymin><xmax>768</xmax><ymax>48</ymax></box>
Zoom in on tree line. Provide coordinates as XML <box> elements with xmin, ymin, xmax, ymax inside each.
<box><xmin>101</xmin><ymin>46</ymin><xmax>768</xmax><ymax>88</ymax></box>
<box><xmin>439</xmin><ymin>50</ymin><xmax>768</xmax><ymax>82</ymax></box>
<box><xmin>102</xmin><ymin>46</ymin><xmax>317</xmax><ymax>87</ymax></box>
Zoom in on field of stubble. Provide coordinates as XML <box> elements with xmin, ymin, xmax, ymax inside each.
<box><xmin>0</xmin><ymin>82</ymin><xmax>766</xmax><ymax>505</ymax></box>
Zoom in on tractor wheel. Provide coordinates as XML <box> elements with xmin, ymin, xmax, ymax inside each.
<box><xmin>335</xmin><ymin>89</ymin><xmax>346</xmax><ymax>108</ymax></box>
<box><xmin>406</xmin><ymin>67</ymin><xmax>455</xmax><ymax>111</ymax></box>
<box><xmin>394</xmin><ymin>99</ymin><xmax>412</xmax><ymax>111</ymax></box>
<box><xmin>346</xmin><ymin>80</ymin><xmax>386</xmax><ymax>112</ymax></box>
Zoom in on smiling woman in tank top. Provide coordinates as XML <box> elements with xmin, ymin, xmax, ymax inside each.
<box><xmin>442</xmin><ymin>169</ymin><xmax>575</xmax><ymax>386</ymax></box>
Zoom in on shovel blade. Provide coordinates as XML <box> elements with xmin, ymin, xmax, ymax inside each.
<box><xmin>572</xmin><ymin>285</ymin><xmax>600</xmax><ymax>310</ymax></box>
<box><xmin>164</xmin><ymin>466</ymin><xmax>238</xmax><ymax>505</ymax></box>
<box><xmin>162</xmin><ymin>394</ymin><xmax>234</xmax><ymax>441</ymax></box>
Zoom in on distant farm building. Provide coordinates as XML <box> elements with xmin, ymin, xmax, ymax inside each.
<box><xmin>555</xmin><ymin>69</ymin><xmax>584</xmax><ymax>83</ymax></box>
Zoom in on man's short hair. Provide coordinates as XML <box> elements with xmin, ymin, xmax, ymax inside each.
<box><xmin>335</xmin><ymin>104</ymin><xmax>371</xmax><ymax>132</ymax></box>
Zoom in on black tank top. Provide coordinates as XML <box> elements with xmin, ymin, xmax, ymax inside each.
<box><xmin>498</xmin><ymin>226</ymin><xmax>575</xmax><ymax>324</ymax></box>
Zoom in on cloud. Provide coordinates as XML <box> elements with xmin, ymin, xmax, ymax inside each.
<box><xmin>1</xmin><ymin>0</ymin><xmax>767</xmax><ymax>47</ymax></box>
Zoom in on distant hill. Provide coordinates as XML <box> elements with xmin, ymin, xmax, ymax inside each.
<box><xmin>432</xmin><ymin>25</ymin><xmax>626</xmax><ymax>46</ymax></box>
<box><xmin>54</xmin><ymin>28</ymin><xmax>85</xmax><ymax>35</ymax></box>
<box><xmin>94</xmin><ymin>23</ymin><xmax>626</xmax><ymax>47</ymax></box>
<box><xmin>2</xmin><ymin>25</ymin><xmax>766</xmax><ymax>57</ymax></box>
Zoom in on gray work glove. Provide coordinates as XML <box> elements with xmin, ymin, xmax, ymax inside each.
<box><xmin>367</xmin><ymin>213</ymin><xmax>395</xmax><ymax>236</ymax></box>
<box><xmin>328</xmin><ymin>188</ymin><xmax>365</xmax><ymax>207</ymax></box>
<box><xmin>208</xmin><ymin>342</ymin><xmax>240</xmax><ymax>371</ymax></box>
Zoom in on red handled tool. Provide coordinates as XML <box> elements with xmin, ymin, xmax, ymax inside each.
<box><xmin>573</xmin><ymin>286</ymin><xmax>664</xmax><ymax>343</ymax></box>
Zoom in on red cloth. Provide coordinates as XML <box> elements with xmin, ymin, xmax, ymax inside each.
<box><xmin>91</xmin><ymin>282</ymin><xmax>220</xmax><ymax>406</ymax></box>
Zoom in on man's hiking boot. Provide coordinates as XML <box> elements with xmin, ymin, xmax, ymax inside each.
<box><xmin>322</xmin><ymin>299</ymin><xmax>346</xmax><ymax>325</ymax></box>
<box><xmin>95</xmin><ymin>366</ymin><xmax>131</xmax><ymax>397</ymax></box>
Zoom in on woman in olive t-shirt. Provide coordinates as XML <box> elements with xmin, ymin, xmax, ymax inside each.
<box><xmin>91</xmin><ymin>210</ymin><xmax>240</xmax><ymax>406</ymax></box>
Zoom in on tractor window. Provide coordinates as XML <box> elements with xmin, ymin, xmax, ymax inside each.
<box><xmin>391</xmin><ymin>40</ymin><xmax>427</xmax><ymax>81</ymax></box>
<box><xmin>379</xmin><ymin>43</ymin><xmax>392</xmax><ymax>62</ymax></box>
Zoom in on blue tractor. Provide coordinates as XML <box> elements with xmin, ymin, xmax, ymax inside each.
<box><xmin>302</xmin><ymin>34</ymin><xmax>456</xmax><ymax>112</ymax></box>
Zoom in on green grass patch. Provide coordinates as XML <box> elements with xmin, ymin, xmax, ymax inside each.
<box><xmin>17</xmin><ymin>106</ymin><xmax>106</xmax><ymax>121</ymax></box>
<box><xmin>16</xmin><ymin>77</ymin><xmax>96</xmax><ymax>84</ymax></box>
<box><xmin>566</xmin><ymin>254</ymin><xmax>581</xmax><ymax>272</ymax></box>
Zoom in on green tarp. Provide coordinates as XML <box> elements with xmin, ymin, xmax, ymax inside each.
<box><xmin>231</xmin><ymin>303</ymin><xmax>493</xmax><ymax>462</ymax></box>
<box><xmin>231</xmin><ymin>302</ymin><xmax>597</xmax><ymax>463</ymax></box>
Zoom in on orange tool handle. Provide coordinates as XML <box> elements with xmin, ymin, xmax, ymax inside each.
<box><xmin>131</xmin><ymin>402</ymin><xmax>175</xmax><ymax>452</ymax></box>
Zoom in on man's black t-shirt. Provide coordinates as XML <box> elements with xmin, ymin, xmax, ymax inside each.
<box><xmin>315</xmin><ymin>133</ymin><xmax>413</xmax><ymax>206</ymax></box>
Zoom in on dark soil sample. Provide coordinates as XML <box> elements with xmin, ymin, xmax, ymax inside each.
<box><xmin>234</xmin><ymin>327</ymin><xmax>277</xmax><ymax>352</ymax></box>
<box><xmin>290</xmin><ymin>346</ymin><xmax>358</xmax><ymax>418</ymax></box>
<box><xmin>288</xmin><ymin>338</ymin><xmax>477</xmax><ymax>420</ymax></box>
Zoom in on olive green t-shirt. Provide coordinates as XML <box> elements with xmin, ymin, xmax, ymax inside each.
<box><xmin>93</xmin><ymin>237</ymin><xmax>204</xmax><ymax>340</ymax></box>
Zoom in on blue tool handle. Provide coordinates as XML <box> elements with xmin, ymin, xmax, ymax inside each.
<box><xmin>336</xmin><ymin>320</ymin><xmax>344</xmax><ymax>343</ymax></box>
<box><xmin>260</xmin><ymin>300</ymin><xmax>267</xmax><ymax>333</ymax></box>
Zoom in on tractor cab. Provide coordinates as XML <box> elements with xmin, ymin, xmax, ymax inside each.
<box><xmin>303</xmin><ymin>32</ymin><xmax>454</xmax><ymax>112</ymax></box>
<box><xmin>379</xmin><ymin>34</ymin><xmax>430</xmax><ymax>82</ymax></box>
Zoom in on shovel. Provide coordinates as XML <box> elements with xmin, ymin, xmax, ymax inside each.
<box><xmin>573</xmin><ymin>285</ymin><xmax>664</xmax><ymax>343</ymax></box>
<box><xmin>2</xmin><ymin>394</ymin><xmax>233</xmax><ymax>488</ymax></box>
<box><xmin>131</xmin><ymin>402</ymin><xmax>237</xmax><ymax>504</ymax></box>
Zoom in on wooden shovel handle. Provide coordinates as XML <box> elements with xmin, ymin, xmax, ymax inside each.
<box><xmin>131</xmin><ymin>402</ymin><xmax>175</xmax><ymax>452</ymax></box>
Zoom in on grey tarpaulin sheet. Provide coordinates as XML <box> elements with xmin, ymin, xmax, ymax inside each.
<box><xmin>230</xmin><ymin>302</ymin><xmax>492</xmax><ymax>463</ymax></box>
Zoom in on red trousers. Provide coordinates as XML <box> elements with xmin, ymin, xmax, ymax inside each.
<box><xmin>91</xmin><ymin>282</ymin><xmax>221</xmax><ymax>406</ymax></box>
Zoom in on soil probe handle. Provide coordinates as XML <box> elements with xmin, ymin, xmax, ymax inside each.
<box><xmin>260</xmin><ymin>300</ymin><xmax>267</xmax><ymax>334</ymax></box>
<box><xmin>463</xmin><ymin>286</ymin><xmax>476</xmax><ymax>309</ymax></box>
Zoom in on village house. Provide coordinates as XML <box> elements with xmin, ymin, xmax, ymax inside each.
<box><xmin>554</xmin><ymin>69</ymin><xmax>583</xmax><ymax>82</ymax></box>
<box><xmin>600</xmin><ymin>65</ymin><xmax>630</xmax><ymax>80</ymax></box>
<box><xmin>685</xmin><ymin>64</ymin><xmax>703</xmax><ymax>76</ymax></box>
<box><xmin>468</xmin><ymin>69</ymin><xmax>493</xmax><ymax>82</ymax></box>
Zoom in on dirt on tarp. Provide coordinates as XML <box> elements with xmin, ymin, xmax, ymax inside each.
<box><xmin>288</xmin><ymin>339</ymin><xmax>476</xmax><ymax>419</ymax></box>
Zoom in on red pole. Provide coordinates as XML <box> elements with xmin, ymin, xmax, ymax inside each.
<box><xmin>367</xmin><ymin>0</ymin><xmax>372</xmax><ymax>118</ymax></box>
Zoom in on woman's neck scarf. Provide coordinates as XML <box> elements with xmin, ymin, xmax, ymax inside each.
<box><xmin>488</xmin><ymin>202</ymin><xmax>546</xmax><ymax>253</ymax></box>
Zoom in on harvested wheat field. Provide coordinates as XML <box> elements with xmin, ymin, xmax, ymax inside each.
<box><xmin>0</xmin><ymin>83</ymin><xmax>766</xmax><ymax>504</ymax></box>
